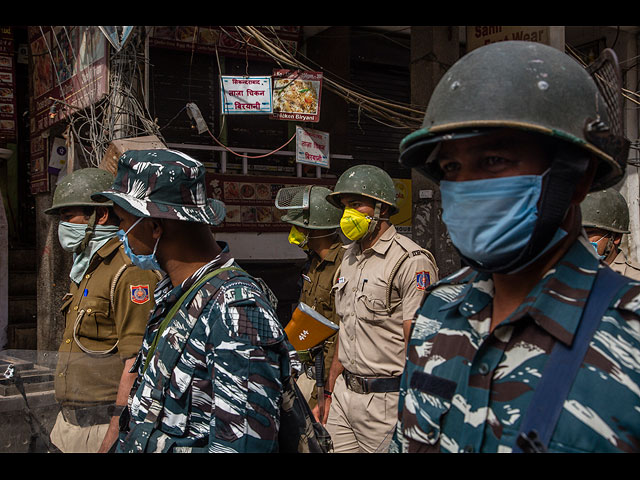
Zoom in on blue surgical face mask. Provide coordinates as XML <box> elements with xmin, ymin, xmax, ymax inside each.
<box><xmin>117</xmin><ymin>217</ymin><xmax>162</xmax><ymax>271</ymax></box>
<box><xmin>440</xmin><ymin>172</ymin><xmax>566</xmax><ymax>273</ymax></box>
<box><xmin>590</xmin><ymin>236</ymin><xmax>607</xmax><ymax>260</ymax></box>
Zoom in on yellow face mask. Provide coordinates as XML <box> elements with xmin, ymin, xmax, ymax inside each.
<box><xmin>340</xmin><ymin>208</ymin><xmax>372</xmax><ymax>241</ymax></box>
<box><xmin>288</xmin><ymin>225</ymin><xmax>309</xmax><ymax>249</ymax></box>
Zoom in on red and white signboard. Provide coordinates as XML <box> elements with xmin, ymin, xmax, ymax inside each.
<box><xmin>296</xmin><ymin>126</ymin><xmax>329</xmax><ymax>168</ymax></box>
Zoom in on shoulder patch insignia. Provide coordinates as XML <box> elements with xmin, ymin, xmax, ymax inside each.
<box><xmin>416</xmin><ymin>271</ymin><xmax>431</xmax><ymax>291</ymax></box>
<box><xmin>130</xmin><ymin>284</ymin><xmax>150</xmax><ymax>304</ymax></box>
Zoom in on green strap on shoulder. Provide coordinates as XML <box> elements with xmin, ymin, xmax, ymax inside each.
<box><xmin>143</xmin><ymin>266</ymin><xmax>244</xmax><ymax>374</ymax></box>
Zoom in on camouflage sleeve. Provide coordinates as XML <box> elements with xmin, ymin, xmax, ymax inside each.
<box><xmin>205</xmin><ymin>279</ymin><xmax>291</xmax><ymax>453</ymax></box>
<box><xmin>112</xmin><ymin>266</ymin><xmax>159</xmax><ymax>360</ymax></box>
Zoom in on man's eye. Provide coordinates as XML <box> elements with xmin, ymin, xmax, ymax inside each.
<box><xmin>439</xmin><ymin>161</ymin><xmax>459</xmax><ymax>173</ymax></box>
<box><xmin>483</xmin><ymin>156</ymin><xmax>510</xmax><ymax>169</ymax></box>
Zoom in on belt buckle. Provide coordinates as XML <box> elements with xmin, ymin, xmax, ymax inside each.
<box><xmin>346</xmin><ymin>372</ymin><xmax>366</xmax><ymax>394</ymax></box>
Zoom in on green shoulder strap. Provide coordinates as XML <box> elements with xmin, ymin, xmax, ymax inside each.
<box><xmin>143</xmin><ymin>266</ymin><xmax>243</xmax><ymax>373</ymax></box>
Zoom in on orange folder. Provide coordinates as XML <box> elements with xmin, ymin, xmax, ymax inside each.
<box><xmin>285</xmin><ymin>302</ymin><xmax>339</xmax><ymax>351</ymax></box>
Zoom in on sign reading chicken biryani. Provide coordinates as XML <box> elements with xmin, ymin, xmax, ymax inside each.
<box><xmin>271</xmin><ymin>69</ymin><xmax>322</xmax><ymax>122</ymax></box>
<box><xmin>296</xmin><ymin>126</ymin><xmax>329</xmax><ymax>168</ymax></box>
<box><xmin>220</xmin><ymin>75</ymin><xmax>273</xmax><ymax>114</ymax></box>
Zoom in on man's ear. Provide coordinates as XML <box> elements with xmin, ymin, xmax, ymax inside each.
<box><xmin>95</xmin><ymin>206</ymin><xmax>111</xmax><ymax>225</ymax></box>
<box><xmin>150</xmin><ymin>218</ymin><xmax>164</xmax><ymax>240</ymax></box>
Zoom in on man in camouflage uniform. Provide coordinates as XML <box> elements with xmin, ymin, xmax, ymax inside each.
<box><xmin>92</xmin><ymin>149</ymin><xmax>297</xmax><ymax>453</ymax></box>
<box><xmin>391</xmin><ymin>41</ymin><xmax>640</xmax><ymax>453</ymax></box>
<box><xmin>45</xmin><ymin>167</ymin><xmax>159</xmax><ymax>453</ymax></box>
<box><xmin>276</xmin><ymin>185</ymin><xmax>345</xmax><ymax>421</ymax></box>
<box><xmin>322</xmin><ymin>165</ymin><xmax>439</xmax><ymax>453</ymax></box>
<box><xmin>581</xmin><ymin>188</ymin><xmax>640</xmax><ymax>280</ymax></box>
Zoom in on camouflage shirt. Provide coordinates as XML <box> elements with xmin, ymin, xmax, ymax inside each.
<box><xmin>118</xmin><ymin>242</ymin><xmax>297</xmax><ymax>453</ymax></box>
<box><xmin>390</xmin><ymin>235</ymin><xmax>640</xmax><ymax>453</ymax></box>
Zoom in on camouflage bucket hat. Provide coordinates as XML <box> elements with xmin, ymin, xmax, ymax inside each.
<box><xmin>91</xmin><ymin>149</ymin><xmax>226</xmax><ymax>226</ymax></box>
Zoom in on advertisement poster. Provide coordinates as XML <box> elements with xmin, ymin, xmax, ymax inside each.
<box><xmin>29</xmin><ymin>134</ymin><xmax>49</xmax><ymax>194</ymax></box>
<box><xmin>0</xmin><ymin>26</ymin><xmax>17</xmax><ymax>142</ymax></box>
<box><xmin>391</xmin><ymin>178</ymin><xmax>412</xmax><ymax>236</ymax></box>
<box><xmin>296</xmin><ymin>126</ymin><xmax>329</xmax><ymax>168</ymax></box>
<box><xmin>28</xmin><ymin>26</ymin><xmax>109</xmax><ymax>137</ymax></box>
<box><xmin>220</xmin><ymin>76</ymin><xmax>273</xmax><ymax>114</ymax></box>
<box><xmin>271</xmin><ymin>69</ymin><xmax>322</xmax><ymax>123</ymax></box>
<box><xmin>206</xmin><ymin>173</ymin><xmax>335</xmax><ymax>232</ymax></box>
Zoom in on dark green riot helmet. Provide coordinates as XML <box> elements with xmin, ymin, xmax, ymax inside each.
<box><xmin>276</xmin><ymin>185</ymin><xmax>342</xmax><ymax>230</ymax></box>
<box><xmin>399</xmin><ymin>41</ymin><xmax>629</xmax><ymax>191</ymax></box>
<box><xmin>581</xmin><ymin>188</ymin><xmax>630</xmax><ymax>234</ymax></box>
<box><xmin>45</xmin><ymin>168</ymin><xmax>114</xmax><ymax>215</ymax></box>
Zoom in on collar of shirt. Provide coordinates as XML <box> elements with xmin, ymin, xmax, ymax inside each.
<box><xmin>354</xmin><ymin>224</ymin><xmax>397</xmax><ymax>257</ymax></box>
<box><xmin>83</xmin><ymin>236</ymin><xmax>121</xmax><ymax>274</ymax></box>
<box><xmin>437</xmin><ymin>235</ymin><xmax>600</xmax><ymax>348</ymax></box>
<box><xmin>151</xmin><ymin>241</ymin><xmax>234</xmax><ymax>320</ymax></box>
<box><xmin>310</xmin><ymin>239</ymin><xmax>343</xmax><ymax>265</ymax></box>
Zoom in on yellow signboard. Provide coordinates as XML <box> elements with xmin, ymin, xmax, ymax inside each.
<box><xmin>391</xmin><ymin>178</ymin><xmax>412</xmax><ymax>233</ymax></box>
<box><xmin>466</xmin><ymin>26</ymin><xmax>550</xmax><ymax>52</ymax></box>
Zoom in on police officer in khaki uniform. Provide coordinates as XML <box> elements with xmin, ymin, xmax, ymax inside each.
<box><xmin>44</xmin><ymin>168</ymin><xmax>159</xmax><ymax>453</ymax></box>
<box><xmin>581</xmin><ymin>188</ymin><xmax>640</xmax><ymax>280</ymax></box>
<box><xmin>276</xmin><ymin>185</ymin><xmax>345</xmax><ymax>420</ymax></box>
<box><xmin>322</xmin><ymin>165</ymin><xmax>439</xmax><ymax>453</ymax></box>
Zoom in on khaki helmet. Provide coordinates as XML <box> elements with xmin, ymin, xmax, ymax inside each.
<box><xmin>276</xmin><ymin>185</ymin><xmax>342</xmax><ymax>230</ymax></box>
<box><xmin>45</xmin><ymin>168</ymin><xmax>114</xmax><ymax>215</ymax></box>
<box><xmin>399</xmin><ymin>41</ymin><xmax>629</xmax><ymax>192</ymax></box>
<box><xmin>326</xmin><ymin>164</ymin><xmax>399</xmax><ymax>214</ymax></box>
<box><xmin>581</xmin><ymin>188</ymin><xmax>630</xmax><ymax>234</ymax></box>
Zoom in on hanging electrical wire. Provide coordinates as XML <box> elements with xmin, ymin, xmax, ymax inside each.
<box><xmin>231</xmin><ymin>26</ymin><xmax>427</xmax><ymax>130</ymax></box>
<box><xmin>41</xmin><ymin>26</ymin><xmax>164</xmax><ymax>168</ymax></box>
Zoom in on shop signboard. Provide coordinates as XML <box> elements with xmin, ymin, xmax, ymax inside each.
<box><xmin>466</xmin><ymin>26</ymin><xmax>551</xmax><ymax>51</ymax></box>
<box><xmin>391</xmin><ymin>178</ymin><xmax>412</xmax><ymax>236</ymax></box>
<box><xmin>271</xmin><ymin>69</ymin><xmax>322</xmax><ymax>123</ymax></box>
<box><xmin>295</xmin><ymin>126</ymin><xmax>329</xmax><ymax>168</ymax></box>
<box><xmin>220</xmin><ymin>76</ymin><xmax>273</xmax><ymax>114</ymax></box>
<box><xmin>28</xmin><ymin>26</ymin><xmax>109</xmax><ymax>137</ymax></box>
<box><xmin>0</xmin><ymin>27</ymin><xmax>17</xmax><ymax>142</ymax></box>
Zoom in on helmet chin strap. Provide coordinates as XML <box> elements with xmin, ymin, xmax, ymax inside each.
<box><xmin>76</xmin><ymin>210</ymin><xmax>97</xmax><ymax>254</ymax></box>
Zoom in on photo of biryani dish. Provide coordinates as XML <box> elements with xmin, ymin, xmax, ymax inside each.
<box><xmin>240</xmin><ymin>183</ymin><xmax>255</xmax><ymax>199</ymax></box>
<box><xmin>224</xmin><ymin>205</ymin><xmax>241</xmax><ymax>223</ymax></box>
<box><xmin>241</xmin><ymin>206</ymin><xmax>257</xmax><ymax>223</ymax></box>
<box><xmin>256</xmin><ymin>206</ymin><xmax>273</xmax><ymax>223</ymax></box>
<box><xmin>273</xmin><ymin>78</ymin><xmax>319</xmax><ymax>114</ymax></box>
<box><xmin>256</xmin><ymin>183</ymin><xmax>271</xmax><ymax>200</ymax></box>
<box><xmin>224</xmin><ymin>182</ymin><xmax>240</xmax><ymax>200</ymax></box>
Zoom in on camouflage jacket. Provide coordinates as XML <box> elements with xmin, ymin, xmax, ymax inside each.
<box><xmin>390</xmin><ymin>236</ymin><xmax>640</xmax><ymax>453</ymax></box>
<box><xmin>117</xmin><ymin>242</ymin><xmax>297</xmax><ymax>453</ymax></box>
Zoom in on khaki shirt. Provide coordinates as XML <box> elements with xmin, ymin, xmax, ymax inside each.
<box><xmin>333</xmin><ymin>225</ymin><xmax>438</xmax><ymax>378</ymax></box>
<box><xmin>55</xmin><ymin>237</ymin><xmax>159</xmax><ymax>407</ymax></box>
<box><xmin>298</xmin><ymin>240</ymin><xmax>344</xmax><ymax>398</ymax></box>
<box><xmin>611</xmin><ymin>250</ymin><xmax>640</xmax><ymax>281</ymax></box>
<box><xmin>299</xmin><ymin>239</ymin><xmax>344</xmax><ymax>326</ymax></box>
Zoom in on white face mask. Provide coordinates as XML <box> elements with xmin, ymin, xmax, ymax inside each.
<box><xmin>58</xmin><ymin>221</ymin><xmax>119</xmax><ymax>283</ymax></box>
<box><xmin>58</xmin><ymin>221</ymin><xmax>89</xmax><ymax>253</ymax></box>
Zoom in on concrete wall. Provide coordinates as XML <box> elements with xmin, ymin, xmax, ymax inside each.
<box><xmin>408</xmin><ymin>26</ymin><xmax>462</xmax><ymax>278</ymax></box>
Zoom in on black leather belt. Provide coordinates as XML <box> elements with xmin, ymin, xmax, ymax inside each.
<box><xmin>342</xmin><ymin>370</ymin><xmax>401</xmax><ymax>394</ymax></box>
<box><xmin>61</xmin><ymin>404</ymin><xmax>114</xmax><ymax>427</ymax></box>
